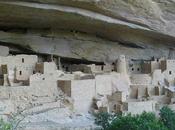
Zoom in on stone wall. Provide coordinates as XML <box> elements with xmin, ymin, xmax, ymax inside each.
<box><xmin>71</xmin><ymin>79</ymin><xmax>95</xmax><ymax>113</ymax></box>
<box><xmin>0</xmin><ymin>55</ymin><xmax>38</xmax><ymax>82</ymax></box>
<box><xmin>123</xmin><ymin>101</ymin><xmax>156</xmax><ymax>115</ymax></box>
<box><xmin>58</xmin><ymin>79</ymin><xmax>96</xmax><ymax>113</ymax></box>
<box><xmin>0</xmin><ymin>46</ymin><xmax>9</xmax><ymax>56</ymax></box>
<box><xmin>130</xmin><ymin>74</ymin><xmax>152</xmax><ymax>85</ymax></box>
<box><xmin>95</xmin><ymin>75</ymin><xmax>113</xmax><ymax>95</ymax></box>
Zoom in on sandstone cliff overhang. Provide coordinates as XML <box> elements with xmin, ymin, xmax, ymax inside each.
<box><xmin>0</xmin><ymin>0</ymin><xmax>175</xmax><ymax>62</ymax></box>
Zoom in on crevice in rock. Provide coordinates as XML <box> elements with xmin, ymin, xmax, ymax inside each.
<box><xmin>60</xmin><ymin>57</ymin><xmax>104</xmax><ymax>65</ymax></box>
<box><xmin>0</xmin><ymin>41</ymin><xmax>104</xmax><ymax>66</ymax></box>
<box><xmin>118</xmin><ymin>41</ymin><xmax>146</xmax><ymax>49</ymax></box>
<box><xmin>0</xmin><ymin>41</ymin><xmax>35</xmax><ymax>54</ymax></box>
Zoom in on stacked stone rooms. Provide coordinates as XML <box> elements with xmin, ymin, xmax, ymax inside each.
<box><xmin>1</xmin><ymin>45</ymin><xmax>175</xmax><ymax>128</ymax></box>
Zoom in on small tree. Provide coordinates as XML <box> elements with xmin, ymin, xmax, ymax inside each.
<box><xmin>160</xmin><ymin>106</ymin><xmax>175</xmax><ymax>130</ymax></box>
<box><xmin>108</xmin><ymin>113</ymin><xmax>137</xmax><ymax>130</ymax></box>
<box><xmin>94</xmin><ymin>112</ymin><xmax>116</xmax><ymax>130</ymax></box>
<box><xmin>136</xmin><ymin>112</ymin><xmax>168</xmax><ymax>130</ymax></box>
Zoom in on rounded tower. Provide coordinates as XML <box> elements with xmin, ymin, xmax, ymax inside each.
<box><xmin>117</xmin><ymin>55</ymin><xmax>127</xmax><ymax>74</ymax></box>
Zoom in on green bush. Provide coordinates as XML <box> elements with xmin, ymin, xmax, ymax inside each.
<box><xmin>95</xmin><ymin>112</ymin><xmax>168</xmax><ymax>130</ymax></box>
<box><xmin>108</xmin><ymin>112</ymin><xmax>167</xmax><ymax>130</ymax></box>
<box><xmin>94</xmin><ymin>112</ymin><xmax>117</xmax><ymax>130</ymax></box>
<box><xmin>136</xmin><ymin>112</ymin><xmax>167</xmax><ymax>130</ymax></box>
<box><xmin>160</xmin><ymin>106</ymin><xmax>175</xmax><ymax>130</ymax></box>
<box><xmin>0</xmin><ymin>119</ymin><xmax>12</xmax><ymax>130</ymax></box>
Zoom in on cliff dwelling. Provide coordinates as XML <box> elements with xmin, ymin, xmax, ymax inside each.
<box><xmin>1</xmin><ymin>0</ymin><xmax>175</xmax><ymax>130</ymax></box>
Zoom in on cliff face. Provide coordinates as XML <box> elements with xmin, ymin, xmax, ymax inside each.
<box><xmin>0</xmin><ymin>0</ymin><xmax>175</xmax><ymax>62</ymax></box>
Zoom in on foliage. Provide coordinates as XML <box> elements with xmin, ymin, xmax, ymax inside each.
<box><xmin>0</xmin><ymin>119</ymin><xmax>12</xmax><ymax>130</ymax></box>
<box><xmin>0</xmin><ymin>114</ymin><xmax>26</xmax><ymax>130</ymax></box>
<box><xmin>94</xmin><ymin>112</ymin><xmax>117</xmax><ymax>130</ymax></box>
<box><xmin>160</xmin><ymin>106</ymin><xmax>175</xmax><ymax>130</ymax></box>
<box><xmin>108</xmin><ymin>112</ymin><xmax>167</xmax><ymax>130</ymax></box>
<box><xmin>95</xmin><ymin>112</ymin><xmax>168</xmax><ymax>130</ymax></box>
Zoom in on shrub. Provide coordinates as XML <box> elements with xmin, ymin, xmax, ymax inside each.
<box><xmin>108</xmin><ymin>113</ymin><xmax>137</xmax><ymax>130</ymax></box>
<box><xmin>94</xmin><ymin>112</ymin><xmax>117</xmax><ymax>130</ymax></box>
<box><xmin>108</xmin><ymin>112</ymin><xmax>168</xmax><ymax>130</ymax></box>
<box><xmin>95</xmin><ymin>112</ymin><xmax>168</xmax><ymax>130</ymax></box>
<box><xmin>135</xmin><ymin>112</ymin><xmax>168</xmax><ymax>130</ymax></box>
<box><xmin>0</xmin><ymin>119</ymin><xmax>12</xmax><ymax>130</ymax></box>
<box><xmin>160</xmin><ymin>106</ymin><xmax>175</xmax><ymax>130</ymax></box>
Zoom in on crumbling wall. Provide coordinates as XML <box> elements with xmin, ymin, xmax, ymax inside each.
<box><xmin>0</xmin><ymin>46</ymin><xmax>9</xmax><ymax>56</ymax></box>
<box><xmin>36</xmin><ymin>62</ymin><xmax>57</xmax><ymax>74</ymax></box>
<box><xmin>95</xmin><ymin>75</ymin><xmax>113</xmax><ymax>96</ymax></box>
<box><xmin>123</xmin><ymin>101</ymin><xmax>156</xmax><ymax>115</ymax></box>
<box><xmin>71</xmin><ymin>79</ymin><xmax>95</xmax><ymax>113</ymax></box>
<box><xmin>0</xmin><ymin>55</ymin><xmax>38</xmax><ymax>83</ymax></box>
<box><xmin>129</xmin><ymin>63</ymin><xmax>142</xmax><ymax>74</ymax></box>
<box><xmin>16</xmin><ymin>65</ymin><xmax>34</xmax><ymax>81</ymax></box>
<box><xmin>152</xmin><ymin>69</ymin><xmax>164</xmax><ymax>86</ymax></box>
<box><xmin>58</xmin><ymin>79</ymin><xmax>96</xmax><ymax>113</ymax></box>
<box><xmin>130</xmin><ymin>74</ymin><xmax>151</xmax><ymax>85</ymax></box>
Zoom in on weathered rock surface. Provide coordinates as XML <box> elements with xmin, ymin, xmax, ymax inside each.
<box><xmin>0</xmin><ymin>30</ymin><xmax>171</xmax><ymax>62</ymax></box>
<box><xmin>0</xmin><ymin>0</ymin><xmax>175</xmax><ymax>61</ymax></box>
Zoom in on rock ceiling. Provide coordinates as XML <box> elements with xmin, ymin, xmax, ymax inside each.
<box><xmin>0</xmin><ymin>0</ymin><xmax>175</xmax><ymax>62</ymax></box>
